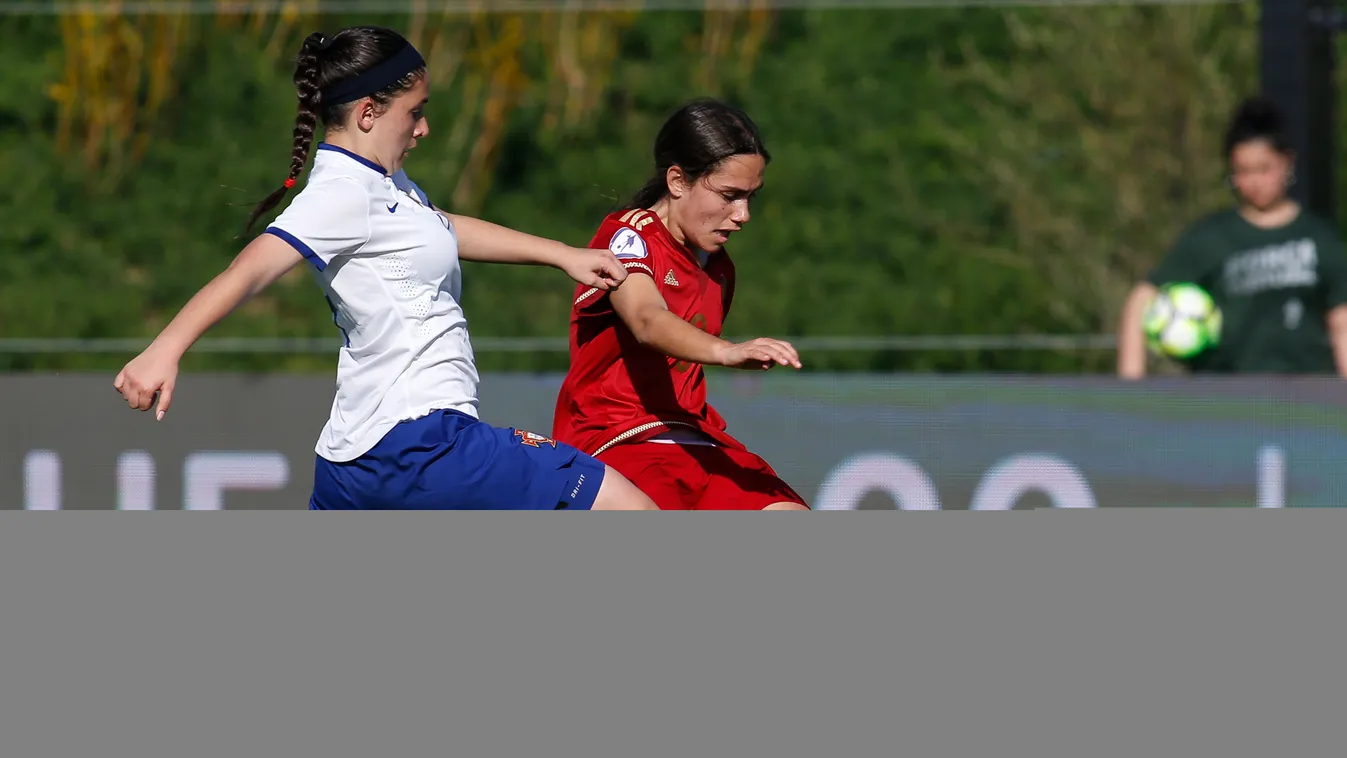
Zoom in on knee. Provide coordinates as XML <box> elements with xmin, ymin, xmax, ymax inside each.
<box><xmin>763</xmin><ymin>501</ymin><xmax>810</xmax><ymax>511</ymax></box>
<box><xmin>591</xmin><ymin>465</ymin><xmax>659</xmax><ymax>510</ymax></box>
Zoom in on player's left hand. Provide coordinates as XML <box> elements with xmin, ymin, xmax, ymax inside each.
<box><xmin>719</xmin><ymin>338</ymin><xmax>803</xmax><ymax>371</ymax></box>
<box><xmin>563</xmin><ymin>247</ymin><xmax>628</xmax><ymax>291</ymax></box>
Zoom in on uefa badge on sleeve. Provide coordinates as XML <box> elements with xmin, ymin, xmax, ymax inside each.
<box><xmin>609</xmin><ymin>227</ymin><xmax>647</xmax><ymax>260</ymax></box>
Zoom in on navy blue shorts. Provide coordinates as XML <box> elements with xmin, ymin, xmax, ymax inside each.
<box><xmin>309</xmin><ymin>410</ymin><xmax>606</xmax><ymax>510</ymax></box>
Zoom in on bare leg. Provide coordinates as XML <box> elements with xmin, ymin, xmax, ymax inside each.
<box><xmin>590</xmin><ymin>465</ymin><xmax>659</xmax><ymax>510</ymax></box>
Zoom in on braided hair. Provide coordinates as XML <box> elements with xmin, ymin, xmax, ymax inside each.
<box><xmin>246</xmin><ymin>27</ymin><xmax>426</xmax><ymax>233</ymax></box>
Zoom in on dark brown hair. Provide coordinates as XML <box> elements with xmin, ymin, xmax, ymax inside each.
<box><xmin>246</xmin><ymin>26</ymin><xmax>426</xmax><ymax>233</ymax></box>
<box><xmin>628</xmin><ymin>98</ymin><xmax>771</xmax><ymax>210</ymax></box>
<box><xmin>1224</xmin><ymin>96</ymin><xmax>1293</xmax><ymax>159</ymax></box>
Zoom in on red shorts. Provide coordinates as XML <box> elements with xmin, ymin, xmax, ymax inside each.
<box><xmin>598</xmin><ymin>441</ymin><xmax>809</xmax><ymax>510</ymax></box>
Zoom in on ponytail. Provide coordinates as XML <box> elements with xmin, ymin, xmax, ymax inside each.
<box><xmin>246</xmin><ymin>32</ymin><xmax>328</xmax><ymax>233</ymax></box>
<box><xmin>625</xmin><ymin>98</ymin><xmax>769</xmax><ymax>212</ymax></box>
<box><xmin>627</xmin><ymin>174</ymin><xmax>668</xmax><ymax>210</ymax></box>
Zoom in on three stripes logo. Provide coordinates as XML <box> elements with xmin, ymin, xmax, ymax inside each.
<box><xmin>620</xmin><ymin>209</ymin><xmax>656</xmax><ymax>231</ymax></box>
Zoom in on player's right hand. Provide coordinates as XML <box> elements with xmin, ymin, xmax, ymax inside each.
<box><xmin>719</xmin><ymin>338</ymin><xmax>802</xmax><ymax>371</ymax></box>
<box><xmin>561</xmin><ymin>246</ymin><xmax>628</xmax><ymax>292</ymax></box>
<box><xmin>113</xmin><ymin>348</ymin><xmax>180</xmax><ymax>421</ymax></box>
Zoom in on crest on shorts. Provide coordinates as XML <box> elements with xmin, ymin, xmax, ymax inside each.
<box><xmin>515</xmin><ymin>429</ymin><xmax>558</xmax><ymax>448</ymax></box>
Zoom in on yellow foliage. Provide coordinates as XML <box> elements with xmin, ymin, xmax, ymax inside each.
<box><xmin>51</xmin><ymin>1</ymin><xmax>187</xmax><ymax>179</ymax></box>
<box><xmin>50</xmin><ymin>2</ymin><xmax>772</xmax><ymax>209</ymax></box>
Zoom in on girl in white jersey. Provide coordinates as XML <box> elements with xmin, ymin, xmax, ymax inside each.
<box><xmin>112</xmin><ymin>26</ymin><xmax>657</xmax><ymax>511</ymax></box>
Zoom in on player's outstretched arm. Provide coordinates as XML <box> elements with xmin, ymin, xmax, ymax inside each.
<box><xmin>445</xmin><ymin>213</ymin><xmax>627</xmax><ymax>293</ymax></box>
<box><xmin>610</xmin><ymin>274</ymin><xmax>801</xmax><ymax>371</ymax></box>
<box><xmin>113</xmin><ymin>235</ymin><xmax>304</xmax><ymax>420</ymax></box>
<box><xmin>1117</xmin><ymin>282</ymin><xmax>1156</xmax><ymax>380</ymax></box>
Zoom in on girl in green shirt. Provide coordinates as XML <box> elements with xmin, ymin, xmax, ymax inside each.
<box><xmin>1117</xmin><ymin>98</ymin><xmax>1347</xmax><ymax>377</ymax></box>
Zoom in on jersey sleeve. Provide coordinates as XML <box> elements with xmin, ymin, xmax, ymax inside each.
<box><xmin>573</xmin><ymin>214</ymin><xmax>665</xmax><ymax>313</ymax></box>
<box><xmin>606</xmin><ymin>223</ymin><xmax>657</xmax><ymax>281</ymax></box>
<box><xmin>265</xmin><ymin>178</ymin><xmax>372</xmax><ymax>272</ymax></box>
<box><xmin>1312</xmin><ymin>226</ymin><xmax>1347</xmax><ymax>309</ymax></box>
<box><xmin>1145</xmin><ymin>223</ymin><xmax>1209</xmax><ymax>287</ymax></box>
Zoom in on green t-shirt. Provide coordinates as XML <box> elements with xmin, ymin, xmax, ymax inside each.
<box><xmin>1147</xmin><ymin>208</ymin><xmax>1347</xmax><ymax>374</ymax></box>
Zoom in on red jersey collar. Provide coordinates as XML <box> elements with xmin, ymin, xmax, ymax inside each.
<box><xmin>632</xmin><ymin>209</ymin><xmax>724</xmax><ymax>265</ymax></box>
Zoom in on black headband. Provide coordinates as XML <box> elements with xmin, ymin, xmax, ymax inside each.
<box><xmin>320</xmin><ymin>43</ymin><xmax>426</xmax><ymax>106</ymax></box>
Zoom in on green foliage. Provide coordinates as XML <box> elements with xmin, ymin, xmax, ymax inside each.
<box><xmin>926</xmin><ymin>3</ymin><xmax>1260</xmax><ymax>372</ymax></box>
<box><xmin>0</xmin><ymin>4</ymin><xmax>1323</xmax><ymax>375</ymax></box>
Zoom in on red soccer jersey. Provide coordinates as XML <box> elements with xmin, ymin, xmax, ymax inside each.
<box><xmin>552</xmin><ymin>208</ymin><xmax>744</xmax><ymax>457</ymax></box>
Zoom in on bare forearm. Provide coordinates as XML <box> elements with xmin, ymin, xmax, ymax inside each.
<box><xmin>1329</xmin><ymin>308</ymin><xmax>1347</xmax><ymax>377</ymax></box>
<box><xmin>632</xmin><ymin>309</ymin><xmax>731</xmax><ymax>367</ymax></box>
<box><xmin>447</xmin><ymin>214</ymin><xmax>568</xmax><ymax>267</ymax></box>
<box><xmin>149</xmin><ymin>266</ymin><xmax>265</xmax><ymax>358</ymax></box>
<box><xmin>1117</xmin><ymin>320</ymin><xmax>1148</xmax><ymax>379</ymax></box>
<box><xmin>1331</xmin><ymin>336</ymin><xmax>1347</xmax><ymax>377</ymax></box>
<box><xmin>1117</xmin><ymin>285</ymin><xmax>1154</xmax><ymax>379</ymax></box>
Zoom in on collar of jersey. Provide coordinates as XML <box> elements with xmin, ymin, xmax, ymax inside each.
<box><xmin>316</xmin><ymin>143</ymin><xmax>388</xmax><ymax>176</ymax></box>
<box><xmin>639</xmin><ymin>211</ymin><xmax>716</xmax><ymax>264</ymax></box>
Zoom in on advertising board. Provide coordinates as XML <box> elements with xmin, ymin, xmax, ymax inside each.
<box><xmin>4</xmin><ymin>374</ymin><xmax>1343</xmax><ymax>509</ymax></box>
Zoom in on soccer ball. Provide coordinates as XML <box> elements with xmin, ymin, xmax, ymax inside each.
<box><xmin>1143</xmin><ymin>282</ymin><xmax>1221</xmax><ymax>360</ymax></box>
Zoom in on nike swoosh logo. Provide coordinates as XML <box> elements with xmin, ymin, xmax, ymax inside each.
<box><xmin>386</xmin><ymin>203</ymin><xmax>398</xmax><ymax>213</ymax></box>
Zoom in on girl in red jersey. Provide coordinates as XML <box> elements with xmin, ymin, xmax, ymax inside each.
<box><xmin>552</xmin><ymin>99</ymin><xmax>809</xmax><ymax>510</ymax></box>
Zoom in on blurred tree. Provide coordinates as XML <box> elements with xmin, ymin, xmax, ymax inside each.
<box><xmin>1</xmin><ymin>3</ymin><xmax>771</xmax><ymax>372</ymax></box>
<box><xmin>0</xmin><ymin>3</ymin><xmax>1317</xmax><ymax>377</ymax></box>
<box><xmin>50</xmin><ymin>5</ymin><xmax>187</xmax><ymax>183</ymax></box>
<box><xmin>44</xmin><ymin>1</ymin><xmax>772</xmax><ymax>214</ymax></box>
<box><xmin>927</xmin><ymin>2</ymin><xmax>1260</xmax><ymax>369</ymax></box>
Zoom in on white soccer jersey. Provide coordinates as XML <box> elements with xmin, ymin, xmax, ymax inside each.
<box><xmin>266</xmin><ymin>143</ymin><xmax>480</xmax><ymax>462</ymax></box>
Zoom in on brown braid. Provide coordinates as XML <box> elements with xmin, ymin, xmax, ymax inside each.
<box><xmin>245</xmin><ymin>32</ymin><xmax>328</xmax><ymax>233</ymax></box>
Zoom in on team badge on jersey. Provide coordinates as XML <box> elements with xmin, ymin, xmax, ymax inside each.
<box><xmin>609</xmin><ymin>227</ymin><xmax>648</xmax><ymax>260</ymax></box>
<box><xmin>515</xmin><ymin>430</ymin><xmax>558</xmax><ymax>448</ymax></box>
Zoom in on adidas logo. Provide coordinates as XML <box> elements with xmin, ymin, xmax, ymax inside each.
<box><xmin>664</xmin><ymin>270</ymin><xmax>680</xmax><ymax>287</ymax></box>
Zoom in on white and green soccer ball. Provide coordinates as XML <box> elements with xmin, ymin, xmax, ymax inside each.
<box><xmin>1143</xmin><ymin>282</ymin><xmax>1222</xmax><ymax>360</ymax></box>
